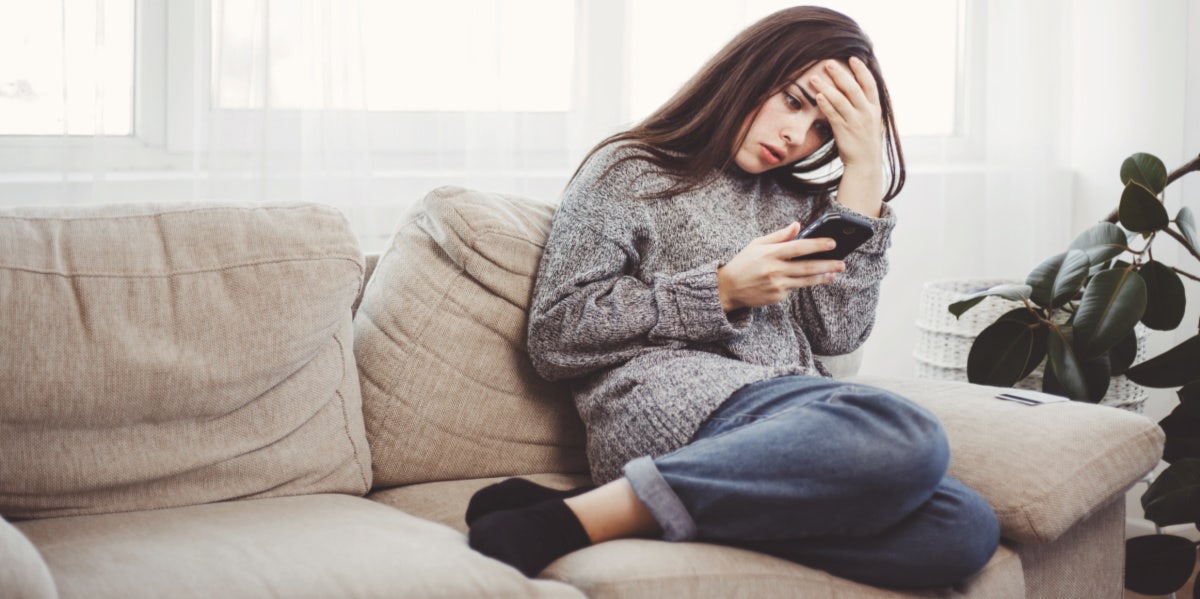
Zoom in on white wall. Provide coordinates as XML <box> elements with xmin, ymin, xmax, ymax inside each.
<box><xmin>849</xmin><ymin>0</ymin><xmax>1195</xmax><ymax>537</ymax></box>
<box><xmin>1063</xmin><ymin>0</ymin><xmax>1192</xmax><ymax>428</ymax></box>
<box><xmin>862</xmin><ymin>0</ymin><xmax>1195</xmax><ymax>390</ymax></box>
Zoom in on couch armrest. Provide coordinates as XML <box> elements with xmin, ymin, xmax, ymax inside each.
<box><xmin>848</xmin><ymin>376</ymin><xmax>1164</xmax><ymax>545</ymax></box>
<box><xmin>1</xmin><ymin>516</ymin><xmax>57</xmax><ymax>599</ymax></box>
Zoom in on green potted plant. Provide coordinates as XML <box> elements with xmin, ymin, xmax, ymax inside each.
<box><xmin>948</xmin><ymin>151</ymin><xmax>1200</xmax><ymax>595</ymax></box>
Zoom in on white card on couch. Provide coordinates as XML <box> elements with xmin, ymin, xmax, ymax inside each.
<box><xmin>994</xmin><ymin>389</ymin><xmax>1071</xmax><ymax>406</ymax></box>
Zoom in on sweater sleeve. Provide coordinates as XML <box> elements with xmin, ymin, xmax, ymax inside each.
<box><xmin>791</xmin><ymin>200</ymin><xmax>897</xmax><ymax>356</ymax></box>
<box><xmin>526</xmin><ymin>150</ymin><xmax>751</xmax><ymax>382</ymax></box>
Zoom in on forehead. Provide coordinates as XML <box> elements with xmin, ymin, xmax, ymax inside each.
<box><xmin>788</xmin><ymin>59</ymin><xmax>850</xmax><ymax>89</ymax></box>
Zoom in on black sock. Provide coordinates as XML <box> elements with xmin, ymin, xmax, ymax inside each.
<box><xmin>465</xmin><ymin>478</ymin><xmax>596</xmax><ymax>525</ymax></box>
<box><xmin>467</xmin><ymin>499</ymin><xmax>592</xmax><ymax>577</ymax></box>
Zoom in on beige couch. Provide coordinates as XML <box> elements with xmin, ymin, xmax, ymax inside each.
<box><xmin>0</xmin><ymin>188</ymin><xmax>1164</xmax><ymax>598</ymax></box>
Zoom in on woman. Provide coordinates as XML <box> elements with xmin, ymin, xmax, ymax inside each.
<box><xmin>467</xmin><ymin>5</ymin><xmax>999</xmax><ymax>589</ymax></box>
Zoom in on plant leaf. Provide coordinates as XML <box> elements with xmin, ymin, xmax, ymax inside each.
<box><xmin>1043</xmin><ymin>345</ymin><xmax>1111</xmax><ymax>402</ymax></box>
<box><xmin>1178</xmin><ymin>380</ymin><xmax>1200</xmax><ymax>403</ymax></box>
<box><xmin>1068</xmin><ymin>222</ymin><xmax>1128</xmax><ymax>265</ymax></box>
<box><xmin>948</xmin><ymin>284</ymin><xmax>1032</xmax><ymax>318</ymax></box>
<box><xmin>1025</xmin><ymin>252</ymin><xmax>1065</xmax><ymax>308</ymax></box>
<box><xmin>1124</xmin><ymin>534</ymin><xmax>1196</xmax><ymax>595</ymax></box>
<box><xmin>1177</xmin><ymin>207</ymin><xmax>1200</xmax><ymax>256</ymax></box>
<box><xmin>1073</xmin><ymin>267</ymin><xmax>1147</xmax><ymax>358</ymax></box>
<box><xmin>1127</xmin><ymin>335</ymin><xmax>1200</xmax><ymax>388</ymax></box>
<box><xmin>1143</xmin><ymin>458</ymin><xmax>1200</xmax><ymax>526</ymax></box>
<box><xmin>1140</xmin><ymin>261</ymin><xmax>1186</xmax><ymax>330</ymax></box>
<box><xmin>1121</xmin><ymin>152</ymin><xmax>1168</xmax><ymax>194</ymax></box>
<box><xmin>1046</xmin><ymin>327</ymin><xmax>1090</xmax><ymax>400</ymax></box>
<box><xmin>1052</xmin><ymin>250</ymin><xmax>1091</xmax><ymax>307</ymax></box>
<box><xmin>967</xmin><ymin>319</ymin><xmax>1038</xmax><ymax>387</ymax></box>
<box><xmin>1160</xmin><ymin>401</ymin><xmax>1200</xmax><ymax>463</ymax></box>
<box><xmin>1119</xmin><ymin>181</ymin><xmax>1170</xmax><ymax>234</ymax></box>
<box><xmin>997</xmin><ymin>308</ymin><xmax>1049</xmax><ymax>379</ymax></box>
<box><xmin>1027</xmin><ymin>250</ymin><xmax>1090</xmax><ymax>309</ymax></box>
<box><xmin>1108</xmin><ymin>329</ymin><xmax>1139</xmax><ymax>376</ymax></box>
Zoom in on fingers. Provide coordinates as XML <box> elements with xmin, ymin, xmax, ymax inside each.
<box><xmin>819</xmin><ymin>60</ymin><xmax>871</xmax><ymax>111</ymax></box>
<box><xmin>810</xmin><ymin>58</ymin><xmax>884</xmax><ymax>167</ymax></box>
<box><xmin>780</xmin><ymin>259</ymin><xmax>844</xmax><ymax>289</ymax></box>
<box><xmin>811</xmin><ymin>61</ymin><xmax>879</xmax><ymax>125</ymax></box>
<box><xmin>777</xmin><ymin>235</ymin><xmax>836</xmax><ymax>259</ymax></box>
<box><xmin>788</xmin><ymin>271</ymin><xmax>840</xmax><ymax>288</ymax></box>
<box><xmin>848</xmin><ymin>56</ymin><xmax>880</xmax><ymax>107</ymax></box>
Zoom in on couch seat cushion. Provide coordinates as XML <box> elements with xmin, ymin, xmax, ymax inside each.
<box><xmin>850</xmin><ymin>376</ymin><xmax>1163</xmax><ymax>544</ymax></box>
<box><xmin>543</xmin><ymin>539</ymin><xmax>1023</xmax><ymax>599</ymax></box>
<box><xmin>369</xmin><ymin>473</ymin><xmax>593</xmax><ymax>534</ymax></box>
<box><xmin>354</xmin><ymin>186</ymin><xmax>587</xmax><ymax>487</ymax></box>
<box><xmin>373</xmin><ymin>476</ymin><xmax>1023</xmax><ymax>598</ymax></box>
<box><xmin>17</xmin><ymin>494</ymin><xmax>582</xmax><ymax>599</ymax></box>
<box><xmin>0</xmin><ymin>202</ymin><xmax>372</xmax><ymax>519</ymax></box>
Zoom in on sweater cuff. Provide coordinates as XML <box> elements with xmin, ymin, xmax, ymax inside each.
<box><xmin>828</xmin><ymin>200</ymin><xmax>896</xmax><ymax>255</ymax></box>
<box><xmin>651</xmin><ymin>261</ymin><xmax>751</xmax><ymax>342</ymax></box>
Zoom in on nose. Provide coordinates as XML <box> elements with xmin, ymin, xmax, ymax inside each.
<box><xmin>781</xmin><ymin>113</ymin><xmax>814</xmax><ymax>148</ymax></box>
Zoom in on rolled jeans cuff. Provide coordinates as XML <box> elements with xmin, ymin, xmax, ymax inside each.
<box><xmin>623</xmin><ymin>456</ymin><xmax>697</xmax><ymax>542</ymax></box>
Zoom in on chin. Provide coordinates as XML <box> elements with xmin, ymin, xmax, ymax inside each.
<box><xmin>733</xmin><ymin>155</ymin><xmax>764</xmax><ymax>175</ymax></box>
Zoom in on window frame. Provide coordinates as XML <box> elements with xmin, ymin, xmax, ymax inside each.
<box><xmin>0</xmin><ymin>0</ymin><xmax>980</xmax><ymax>175</ymax></box>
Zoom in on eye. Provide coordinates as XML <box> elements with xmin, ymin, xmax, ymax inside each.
<box><xmin>783</xmin><ymin>92</ymin><xmax>803</xmax><ymax>110</ymax></box>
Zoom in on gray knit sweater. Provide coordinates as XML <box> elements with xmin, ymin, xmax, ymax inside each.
<box><xmin>527</xmin><ymin>143</ymin><xmax>897</xmax><ymax>484</ymax></box>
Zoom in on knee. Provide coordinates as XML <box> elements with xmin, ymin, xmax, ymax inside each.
<box><xmin>906</xmin><ymin>487</ymin><xmax>1000</xmax><ymax>587</ymax></box>
<box><xmin>840</xmin><ymin>389</ymin><xmax>949</xmax><ymax>494</ymax></box>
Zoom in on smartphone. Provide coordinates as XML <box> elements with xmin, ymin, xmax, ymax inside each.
<box><xmin>791</xmin><ymin>212</ymin><xmax>874</xmax><ymax>260</ymax></box>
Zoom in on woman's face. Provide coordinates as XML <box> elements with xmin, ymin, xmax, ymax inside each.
<box><xmin>732</xmin><ymin>60</ymin><xmax>839</xmax><ymax>175</ymax></box>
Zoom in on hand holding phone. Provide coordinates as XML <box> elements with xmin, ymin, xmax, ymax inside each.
<box><xmin>790</xmin><ymin>212</ymin><xmax>874</xmax><ymax>261</ymax></box>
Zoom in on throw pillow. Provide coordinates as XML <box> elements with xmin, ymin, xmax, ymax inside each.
<box><xmin>355</xmin><ymin>186</ymin><xmax>587</xmax><ymax>487</ymax></box>
<box><xmin>0</xmin><ymin>202</ymin><xmax>372</xmax><ymax>518</ymax></box>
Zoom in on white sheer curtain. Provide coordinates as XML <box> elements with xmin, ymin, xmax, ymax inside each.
<box><xmin>865</xmin><ymin>0</ymin><xmax>1193</xmax><ymax>379</ymax></box>
<box><xmin>1</xmin><ymin>0</ymin><xmax>965</xmax><ymax>253</ymax></box>
<box><xmin>4</xmin><ymin>0</ymin><xmax>1191</xmax><ymax>380</ymax></box>
<box><xmin>199</xmin><ymin>0</ymin><xmax>377</xmax><ymax>244</ymax></box>
<box><xmin>197</xmin><ymin>0</ymin><xmax>586</xmax><ymax>251</ymax></box>
<box><xmin>0</xmin><ymin>0</ymin><xmax>595</xmax><ymax>252</ymax></box>
<box><xmin>861</xmin><ymin>0</ymin><xmax>1076</xmax><ymax>377</ymax></box>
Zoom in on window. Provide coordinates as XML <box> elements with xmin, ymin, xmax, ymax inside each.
<box><xmin>629</xmin><ymin>0</ymin><xmax>961</xmax><ymax>137</ymax></box>
<box><xmin>211</xmin><ymin>0</ymin><xmax>574</xmax><ymax>112</ymax></box>
<box><xmin>364</xmin><ymin>0</ymin><xmax>574</xmax><ymax>112</ymax></box>
<box><xmin>0</xmin><ymin>0</ymin><xmax>969</xmax><ymax>164</ymax></box>
<box><xmin>0</xmin><ymin>0</ymin><xmax>135</xmax><ymax>135</ymax></box>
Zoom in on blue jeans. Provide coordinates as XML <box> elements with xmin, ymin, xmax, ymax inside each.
<box><xmin>623</xmin><ymin>375</ymin><xmax>999</xmax><ymax>589</ymax></box>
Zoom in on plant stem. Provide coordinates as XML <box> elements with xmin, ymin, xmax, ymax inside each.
<box><xmin>1103</xmin><ymin>153</ymin><xmax>1200</xmax><ymax>224</ymax></box>
<box><xmin>1167</xmin><ymin>153</ymin><xmax>1200</xmax><ymax>187</ymax></box>
<box><xmin>1173</xmin><ymin>267</ymin><xmax>1200</xmax><ymax>283</ymax></box>
<box><xmin>1164</xmin><ymin>227</ymin><xmax>1200</xmax><ymax>262</ymax></box>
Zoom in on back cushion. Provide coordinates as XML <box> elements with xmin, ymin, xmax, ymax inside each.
<box><xmin>355</xmin><ymin>186</ymin><xmax>587</xmax><ymax>488</ymax></box>
<box><xmin>0</xmin><ymin>203</ymin><xmax>372</xmax><ymax>519</ymax></box>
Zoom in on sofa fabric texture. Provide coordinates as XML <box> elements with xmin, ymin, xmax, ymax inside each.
<box><xmin>849</xmin><ymin>376</ymin><xmax>1164</xmax><ymax>544</ymax></box>
<box><xmin>0</xmin><ymin>203</ymin><xmax>372</xmax><ymax>519</ymax></box>
<box><xmin>0</xmin><ymin>193</ymin><xmax>1167</xmax><ymax>598</ymax></box>
<box><xmin>354</xmin><ymin>186</ymin><xmax>587</xmax><ymax>487</ymax></box>
<box><xmin>358</xmin><ymin>187</ymin><xmax>1163</xmax><ymax>546</ymax></box>
<box><xmin>15</xmin><ymin>494</ymin><xmax>582</xmax><ymax>599</ymax></box>
<box><xmin>0</xmin><ymin>515</ymin><xmax>56</xmax><ymax>599</ymax></box>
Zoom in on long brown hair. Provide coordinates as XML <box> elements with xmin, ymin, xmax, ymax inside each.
<box><xmin>575</xmin><ymin>5</ymin><xmax>905</xmax><ymax>202</ymax></box>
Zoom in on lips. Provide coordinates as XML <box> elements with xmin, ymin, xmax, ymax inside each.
<box><xmin>759</xmin><ymin>144</ymin><xmax>784</xmax><ymax>165</ymax></box>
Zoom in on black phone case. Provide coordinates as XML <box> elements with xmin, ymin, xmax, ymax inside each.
<box><xmin>791</xmin><ymin>213</ymin><xmax>874</xmax><ymax>261</ymax></box>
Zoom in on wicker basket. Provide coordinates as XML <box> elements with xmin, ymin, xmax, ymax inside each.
<box><xmin>914</xmin><ymin>279</ymin><xmax>1148</xmax><ymax>413</ymax></box>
